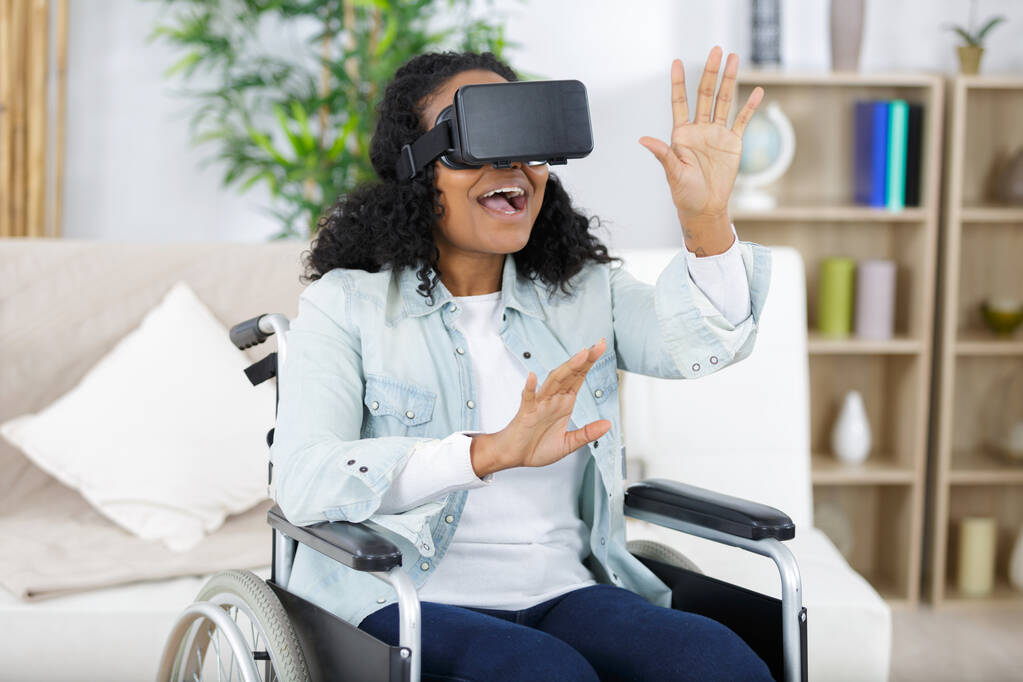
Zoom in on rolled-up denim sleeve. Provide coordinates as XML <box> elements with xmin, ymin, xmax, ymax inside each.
<box><xmin>611</xmin><ymin>240</ymin><xmax>771</xmax><ymax>379</ymax></box>
<box><xmin>270</xmin><ymin>275</ymin><xmax>434</xmax><ymax>527</ymax></box>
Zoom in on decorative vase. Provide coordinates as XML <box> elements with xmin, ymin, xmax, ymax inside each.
<box><xmin>1010</xmin><ymin>526</ymin><xmax>1023</xmax><ymax>592</ymax></box>
<box><xmin>830</xmin><ymin>0</ymin><xmax>865</xmax><ymax>71</ymax></box>
<box><xmin>832</xmin><ymin>390</ymin><xmax>871</xmax><ymax>464</ymax></box>
<box><xmin>957</xmin><ymin>46</ymin><xmax>984</xmax><ymax>74</ymax></box>
<box><xmin>994</xmin><ymin>147</ymin><xmax>1023</xmax><ymax>205</ymax></box>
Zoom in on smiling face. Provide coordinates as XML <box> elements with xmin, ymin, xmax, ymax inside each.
<box><xmin>419</xmin><ymin>70</ymin><xmax>549</xmax><ymax>276</ymax></box>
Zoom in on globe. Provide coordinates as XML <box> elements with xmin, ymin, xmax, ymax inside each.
<box><xmin>739</xmin><ymin>113</ymin><xmax>783</xmax><ymax>175</ymax></box>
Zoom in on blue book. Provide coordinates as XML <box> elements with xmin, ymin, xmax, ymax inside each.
<box><xmin>853</xmin><ymin>100</ymin><xmax>890</xmax><ymax>207</ymax></box>
<box><xmin>886</xmin><ymin>100</ymin><xmax>909</xmax><ymax>210</ymax></box>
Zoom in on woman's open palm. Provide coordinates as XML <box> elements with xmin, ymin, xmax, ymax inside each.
<box><xmin>639</xmin><ymin>46</ymin><xmax>764</xmax><ymax>224</ymax></box>
<box><xmin>498</xmin><ymin>338</ymin><xmax>611</xmax><ymax>469</ymax></box>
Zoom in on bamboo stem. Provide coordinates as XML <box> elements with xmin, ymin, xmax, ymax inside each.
<box><xmin>26</xmin><ymin>0</ymin><xmax>48</xmax><ymax>238</ymax></box>
<box><xmin>10</xmin><ymin>0</ymin><xmax>28</xmax><ymax>238</ymax></box>
<box><xmin>53</xmin><ymin>0</ymin><xmax>66</xmax><ymax>237</ymax></box>
<box><xmin>0</xmin><ymin>0</ymin><xmax>13</xmax><ymax>237</ymax></box>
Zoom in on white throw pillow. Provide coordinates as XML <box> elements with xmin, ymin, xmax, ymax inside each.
<box><xmin>1</xmin><ymin>281</ymin><xmax>276</xmax><ymax>552</ymax></box>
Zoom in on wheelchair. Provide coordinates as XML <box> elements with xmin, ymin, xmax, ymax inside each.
<box><xmin>156</xmin><ymin>312</ymin><xmax>808</xmax><ymax>682</ymax></box>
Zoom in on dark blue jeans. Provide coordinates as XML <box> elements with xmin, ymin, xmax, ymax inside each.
<box><xmin>358</xmin><ymin>583</ymin><xmax>773</xmax><ymax>681</ymax></box>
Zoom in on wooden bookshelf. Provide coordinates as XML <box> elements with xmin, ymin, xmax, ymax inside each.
<box><xmin>733</xmin><ymin>72</ymin><xmax>945</xmax><ymax>606</ymax></box>
<box><xmin>928</xmin><ymin>75</ymin><xmax>1023</xmax><ymax>608</ymax></box>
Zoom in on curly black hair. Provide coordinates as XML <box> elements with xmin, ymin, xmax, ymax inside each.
<box><xmin>302</xmin><ymin>50</ymin><xmax>618</xmax><ymax>301</ymax></box>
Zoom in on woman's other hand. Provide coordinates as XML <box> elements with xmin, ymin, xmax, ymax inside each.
<box><xmin>639</xmin><ymin>46</ymin><xmax>764</xmax><ymax>256</ymax></box>
<box><xmin>470</xmin><ymin>338</ymin><xmax>611</xmax><ymax>476</ymax></box>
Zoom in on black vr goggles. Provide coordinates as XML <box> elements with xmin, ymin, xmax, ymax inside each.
<box><xmin>396</xmin><ymin>79</ymin><xmax>594</xmax><ymax>181</ymax></box>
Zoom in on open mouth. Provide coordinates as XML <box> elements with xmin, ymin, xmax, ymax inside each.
<box><xmin>477</xmin><ymin>186</ymin><xmax>527</xmax><ymax>217</ymax></box>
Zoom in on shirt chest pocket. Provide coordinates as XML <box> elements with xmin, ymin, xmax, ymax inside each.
<box><xmin>362</xmin><ymin>374</ymin><xmax>437</xmax><ymax>438</ymax></box>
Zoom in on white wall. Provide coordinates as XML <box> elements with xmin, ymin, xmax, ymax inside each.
<box><xmin>64</xmin><ymin>0</ymin><xmax>1023</xmax><ymax>246</ymax></box>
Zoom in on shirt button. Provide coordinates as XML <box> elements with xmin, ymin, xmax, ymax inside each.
<box><xmin>405</xmin><ymin>410</ymin><xmax>415</xmax><ymax>419</ymax></box>
<box><xmin>710</xmin><ymin>356</ymin><xmax>719</xmax><ymax>365</ymax></box>
<box><xmin>448</xmin><ymin>304</ymin><xmax>458</xmax><ymax>313</ymax></box>
<box><xmin>347</xmin><ymin>459</ymin><xmax>355</xmax><ymax>465</ymax></box>
<box><xmin>456</xmin><ymin>347</ymin><xmax>465</xmax><ymax>355</ymax></box>
<box><xmin>523</xmin><ymin>351</ymin><xmax>531</xmax><ymax>359</ymax></box>
<box><xmin>594</xmin><ymin>389</ymin><xmax>603</xmax><ymax>398</ymax></box>
<box><xmin>359</xmin><ymin>466</ymin><xmax>368</xmax><ymax>473</ymax></box>
<box><xmin>692</xmin><ymin>362</ymin><xmax>701</xmax><ymax>372</ymax></box>
<box><xmin>600</xmin><ymin>537</ymin><xmax>606</xmax><ymax>545</ymax></box>
<box><xmin>420</xmin><ymin>562</ymin><xmax>430</xmax><ymax>571</ymax></box>
<box><xmin>445</xmin><ymin>515</ymin><xmax>454</xmax><ymax>523</ymax></box>
<box><xmin>613</xmin><ymin>573</ymin><xmax>619</xmax><ymax>581</ymax></box>
<box><xmin>466</xmin><ymin>400</ymin><xmax>475</xmax><ymax>409</ymax></box>
<box><xmin>422</xmin><ymin>543</ymin><xmax>430</xmax><ymax>551</ymax></box>
<box><xmin>377</xmin><ymin>597</ymin><xmax>387</xmax><ymax>604</ymax></box>
<box><xmin>371</xmin><ymin>401</ymin><xmax>379</xmax><ymax>410</ymax></box>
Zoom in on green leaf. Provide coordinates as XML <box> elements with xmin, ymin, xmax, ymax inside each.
<box><xmin>289</xmin><ymin>100</ymin><xmax>317</xmax><ymax>154</ymax></box>
<box><xmin>947</xmin><ymin>25</ymin><xmax>978</xmax><ymax>46</ymax></box>
<box><xmin>164</xmin><ymin>51</ymin><xmax>202</xmax><ymax>77</ymax></box>
<box><xmin>976</xmin><ymin>16</ymin><xmax>1006</xmax><ymax>43</ymax></box>
<box><xmin>272</xmin><ymin>103</ymin><xmax>304</xmax><ymax>157</ymax></box>
<box><xmin>246</xmin><ymin>127</ymin><xmax>291</xmax><ymax>166</ymax></box>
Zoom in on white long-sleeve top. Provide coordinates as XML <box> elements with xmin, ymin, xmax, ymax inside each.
<box><xmin>377</xmin><ymin>229</ymin><xmax>750</xmax><ymax>609</ymax></box>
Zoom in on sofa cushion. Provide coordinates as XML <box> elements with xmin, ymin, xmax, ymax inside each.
<box><xmin>1</xmin><ymin>281</ymin><xmax>275</xmax><ymax>551</ymax></box>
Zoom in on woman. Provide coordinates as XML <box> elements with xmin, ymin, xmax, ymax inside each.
<box><xmin>272</xmin><ymin>47</ymin><xmax>772</xmax><ymax>681</ymax></box>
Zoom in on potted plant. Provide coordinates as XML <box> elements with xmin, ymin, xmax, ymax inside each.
<box><xmin>946</xmin><ymin>0</ymin><xmax>1005</xmax><ymax>74</ymax></box>
<box><xmin>146</xmin><ymin>0</ymin><xmax>515</xmax><ymax>239</ymax></box>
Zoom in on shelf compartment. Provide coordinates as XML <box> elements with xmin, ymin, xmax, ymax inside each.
<box><xmin>942</xmin><ymin>484</ymin><xmax>1023</xmax><ymax>605</ymax></box>
<box><xmin>955</xmin><ymin>223</ymin><xmax>1023</xmax><ymax>336</ymax></box>
<box><xmin>811</xmin><ymin>453</ymin><xmax>916</xmax><ymax>485</ymax></box>
<box><xmin>813</xmin><ymin>485</ymin><xmax>915</xmax><ymax>601</ymax></box>
<box><xmin>808</xmin><ymin>332</ymin><xmax>922</xmax><ymax>355</ymax></box>
<box><xmin>950</xmin><ymin>357</ymin><xmax>1023</xmax><ymax>455</ymax></box>
<box><xmin>733</xmin><ymin>77</ymin><xmax>941</xmax><ymax>209</ymax></box>
<box><xmin>942</xmin><ymin>578</ymin><xmax>1023</xmax><ymax>608</ymax></box>
<box><xmin>960</xmin><ymin>88</ymin><xmax>1023</xmax><ymax>206</ymax></box>
<box><xmin>949</xmin><ymin>451</ymin><xmax>1023</xmax><ymax>485</ymax></box>
<box><xmin>810</xmin><ymin>355</ymin><xmax>923</xmax><ymax>472</ymax></box>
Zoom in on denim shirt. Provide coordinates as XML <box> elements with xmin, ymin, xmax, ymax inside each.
<box><xmin>270</xmin><ymin>241</ymin><xmax>771</xmax><ymax>628</ymax></box>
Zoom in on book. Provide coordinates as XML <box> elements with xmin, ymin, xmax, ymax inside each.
<box><xmin>854</xmin><ymin>100</ymin><xmax>890</xmax><ymax>207</ymax></box>
<box><xmin>904</xmin><ymin>103</ymin><xmax>924</xmax><ymax>206</ymax></box>
<box><xmin>886</xmin><ymin>100</ymin><xmax>909</xmax><ymax>210</ymax></box>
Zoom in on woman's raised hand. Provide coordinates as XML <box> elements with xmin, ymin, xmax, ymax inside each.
<box><xmin>469</xmin><ymin>338</ymin><xmax>611</xmax><ymax>476</ymax></box>
<box><xmin>639</xmin><ymin>46</ymin><xmax>764</xmax><ymax>231</ymax></box>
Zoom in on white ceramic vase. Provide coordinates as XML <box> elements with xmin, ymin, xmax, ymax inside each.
<box><xmin>832</xmin><ymin>390</ymin><xmax>871</xmax><ymax>464</ymax></box>
<box><xmin>1010</xmin><ymin>526</ymin><xmax>1023</xmax><ymax>592</ymax></box>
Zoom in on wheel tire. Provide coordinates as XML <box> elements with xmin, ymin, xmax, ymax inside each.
<box><xmin>177</xmin><ymin>569</ymin><xmax>311</xmax><ymax>682</ymax></box>
<box><xmin>628</xmin><ymin>539</ymin><xmax>704</xmax><ymax>575</ymax></box>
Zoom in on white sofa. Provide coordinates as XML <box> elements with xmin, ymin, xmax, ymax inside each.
<box><xmin>1</xmin><ymin>239</ymin><xmax>889</xmax><ymax>680</ymax></box>
<box><xmin>615</xmin><ymin>246</ymin><xmax>892</xmax><ymax>681</ymax></box>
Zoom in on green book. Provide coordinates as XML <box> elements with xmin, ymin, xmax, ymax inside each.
<box><xmin>886</xmin><ymin>100</ymin><xmax>909</xmax><ymax>210</ymax></box>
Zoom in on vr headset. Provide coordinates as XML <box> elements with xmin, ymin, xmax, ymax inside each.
<box><xmin>396</xmin><ymin>79</ymin><xmax>594</xmax><ymax>181</ymax></box>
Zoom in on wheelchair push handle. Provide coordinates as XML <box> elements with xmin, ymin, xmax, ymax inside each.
<box><xmin>230</xmin><ymin>314</ymin><xmax>274</xmax><ymax>350</ymax></box>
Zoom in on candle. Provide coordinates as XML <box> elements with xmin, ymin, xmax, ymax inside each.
<box><xmin>958</xmin><ymin>516</ymin><xmax>998</xmax><ymax>597</ymax></box>
<box><xmin>855</xmin><ymin>259</ymin><xmax>896</xmax><ymax>340</ymax></box>
<box><xmin>818</xmin><ymin>257</ymin><xmax>856</xmax><ymax>337</ymax></box>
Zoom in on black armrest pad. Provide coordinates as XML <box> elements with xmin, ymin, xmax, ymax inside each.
<box><xmin>624</xmin><ymin>479</ymin><xmax>795</xmax><ymax>541</ymax></box>
<box><xmin>267</xmin><ymin>504</ymin><xmax>402</xmax><ymax>572</ymax></box>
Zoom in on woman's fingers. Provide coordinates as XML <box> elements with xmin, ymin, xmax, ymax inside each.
<box><xmin>536</xmin><ymin>338</ymin><xmax>606</xmax><ymax>401</ymax></box>
<box><xmin>520</xmin><ymin>371</ymin><xmax>537</xmax><ymax>410</ymax></box>
<box><xmin>670</xmin><ymin>58</ymin><xmax>689</xmax><ymax>138</ymax></box>
<box><xmin>638</xmin><ymin>136</ymin><xmax>682</xmax><ymax>179</ymax></box>
<box><xmin>731</xmin><ymin>86</ymin><xmax>765</xmax><ymax>138</ymax></box>
<box><xmin>713</xmin><ymin>52</ymin><xmax>739</xmax><ymax>125</ymax></box>
<box><xmin>564</xmin><ymin>419</ymin><xmax>612</xmax><ymax>452</ymax></box>
<box><xmin>693</xmin><ymin>46</ymin><xmax>723</xmax><ymax>124</ymax></box>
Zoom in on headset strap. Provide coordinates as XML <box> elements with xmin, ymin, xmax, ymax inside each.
<box><xmin>396</xmin><ymin>120</ymin><xmax>454</xmax><ymax>181</ymax></box>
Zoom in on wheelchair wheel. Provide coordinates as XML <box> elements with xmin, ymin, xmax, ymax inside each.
<box><xmin>628</xmin><ymin>539</ymin><xmax>703</xmax><ymax>574</ymax></box>
<box><xmin>158</xmin><ymin>569</ymin><xmax>310</xmax><ymax>682</ymax></box>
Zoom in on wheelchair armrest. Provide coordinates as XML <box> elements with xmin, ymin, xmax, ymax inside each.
<box><xmin>267</xmin><ymin>504</ymin><xmax>403</xmax><ymax>572</ymax></box>
<box><xmin>624</xmin><ymin>479</ymin><xmax>795</xmax><ymax>541</ymax></box>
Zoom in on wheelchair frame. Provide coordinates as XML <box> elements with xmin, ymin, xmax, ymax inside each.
<box><xmin>160</xmin><ymin>313</ymin><xmax>808</xmax><ymax>682</ymax></box>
